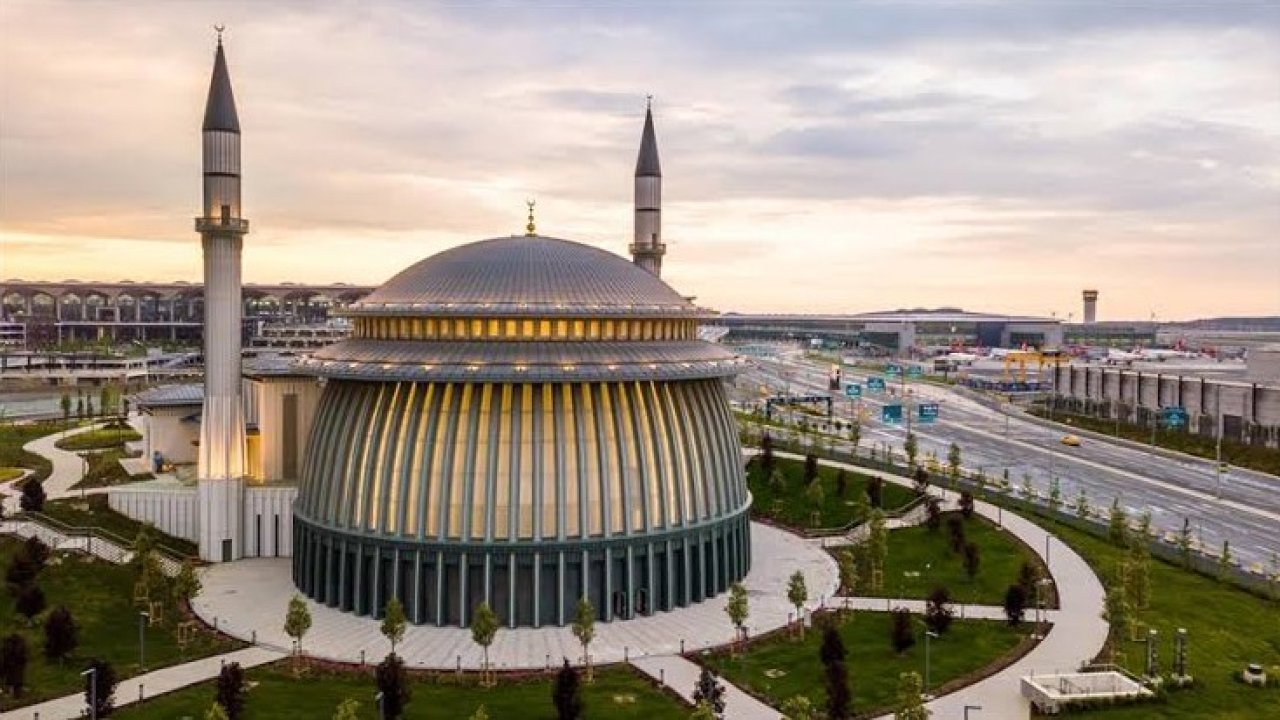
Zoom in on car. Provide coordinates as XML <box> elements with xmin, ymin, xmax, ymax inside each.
<box><xmin>1060</xmin><ymin>434</ymin><xmax>1081</xmax><ymax>447</ymax></box>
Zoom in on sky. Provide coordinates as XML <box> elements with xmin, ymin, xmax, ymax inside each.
<box><xmin>2</xmin><ymin>1</ymin><xmax>1278</xmax><ymax>321</ymax></box>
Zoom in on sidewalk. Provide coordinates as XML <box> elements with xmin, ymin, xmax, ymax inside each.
<box><xmin>0</xmin><ymin>647</ymin><xmax>284</xmax><ymax>720</ymax></box>
<box><xmin>631</xmin><ymin>655</ymin><xmax>781</xmax><ymax>720</ymax></box>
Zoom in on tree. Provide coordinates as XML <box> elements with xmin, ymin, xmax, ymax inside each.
<box><xmin>172</xmin><ymin>560</ymin><xmax>201</xmax><ymax>608</ymax></box>
<box><xmin>867</xmin><ymin>510</ymin><xmax>888</xmax><ymax>591</ymax></box>
<box><xmin>904</xmin><ymin>433</ymin><xmax>919</xmax><ymax>469</ymax></box>
<box><xmin>820</xmin><ymin>624</ymin><xmax>851</xmax><ymax>719</ymax></box>
<box><xmin>1047</xmin><ymin>478</ymin><xmax>1063</xmax><ymax>513</ymax></box>
<box><xmin>571</xmin><ymin>596</ymin><xmax>596</xmax><ymax>681</ymax></box>
<box><xmin>84</xmin><ymin>658</ymin><xmax>117</xmax><ymax>718</ymax></box>
<box><xmin>803</xmin><ymin>453</ymin><xmax>819</xmax><ymax>484</ymax></box>
<box><xmin>945</xmin><ymin>515</ymin><xmax>966</xmax><ymax>554</ymax></box>
<box><xmin>1003</xmin><ymin>584</ymin><xmax>1027</xmax><ymax>626</ymax></box>
<box><xmin>925</xmin><ymin>498</ymin><xmax>941</xmax><ymax>532</ymax></box>
<box><xmin>215</xmin><ymin>661</ymin><xmax>246</xmax><ymax>720</ymax></box>
<box><xmin>1073</xmin><ymin>487</ymin><xmax>1090</xmax><ymax>518</ymax></box>
<box><xmin>946</xmin><ymin>442</ymin><xmax>961</xmax><ymax>487</ymax></box>
<box><xmin>1017</xmin><ymin>561</ymin><xmax>1039</xmax><ymax>596</ymax></box>
<box><xmin>924</xmin><ymin>586</ymin><xmax>954</xmax><ymax>635</ymax></box>
<box><xmin>781</xmin><ymin>695</ymin><xmax>817</xmax><ymax>720</ymax></box>
<box><xmin>759</xmin><ymin>434</ymin><xmax>775</xmax><ymax>476</ymax></box>
<box><xmin>205</xmin><ymin>703</ymin><xmax>230</xmax><ymax>720</ymax></box>
<box><xmin>1019</xmin><ymin>473</ymin><xmax>1034</xmax><ymax>501</ymax></box>
<box><xmin>835</xmin><ymin>469</ymin><xmax>847</xmax><ymax>498</ymax></box>
<box><xmin>912</xmin><ymin>467</ymin><xmax>929</xmax><ymax>496</ymax></box>
<box><xmin>1218</xmin><ymin>540</ymin><xmax>1233</xmax><ymax>580</ymax></box>
<box><xmin>725</xmin><ymin>582</ymin><xmax>749</xmax><ymax>655</ymax></box>
<box><xmin>19</xmin><ymin>477</ymin><xmax>46</xmax><ymax>512</ymax></box>
<box><xmin>1176</xmin><ymin>518</ymin><xmax>1194</xmax><ymax>568</ymax></box>
<box><xmin>1103</xmin><ymin>579</ymin><xmax>1132</xmax><ymax>643</ymax></box>
<box><xmin>958</xmin><ymin>491</ymin><xmax>974</xmax><ymax>519</ymax></box>
<box><xmin>553</xmin><ymin>660</ymin><xmax>583</xmax><ymax>720</ymax></box>
<box><xmin>962</xmin><ymin>542</ymin><xmax>981</xmax><ymax>581</ymax></box>
<box><xmin>60</xmin><ymin>392</ymin><xmax>73</xmax><ymax>427</ymax></box>
<box><xmin>848</xmin><ymin>418</ymin><xmax>862</xmax><ymax>448</ymax></box>
<box><xmin>375</xmin><ymin>652</ymin><xmax>411</xmax><ymax>719</ymax></box>
<box><xmin>16</xmin><ymin>583</ymin><xmax>46</xmax><ymax>626</ymax></box>
<box><xmin>132</xmin><ymin>523</ymin><xmax>159</xmax><ymax>570</ymax></box>
<box><xmin>471</xmin><ymin>601</ymin><xmax>499</xmax><ymax>685</ymax></box>
<box><xmin>20</xmin><ymin>536</ymin><xmax>50</xmax><ymax>573</ymax></box>
<box><xmin>805</xmin><ymin>479</ymin><xmax>825</xmax><ymax>510</ymax></box>
<box><xmin>99</xmin><ymin>386</ymin><xmax>113</xmax><ymax>417</ymax></box>
<box><xmin>1136</xmin><ymin>509</ymin><xmax>1154</xmax><ymax>543</ymax></box>
<box><xmin>43</xmin><ymin>605</ymin><xmax>78</xmax><ymax>663</ymax></box>
<box><xmin>768</xmin><ymin>468</ymin><xmax>786</xmax><ymax>493</ymax></box>
<box><xmin>894</xmin><ymin>671</ymin><xmax>931</xmax><ymax>720</ymax></box>
<box><xmin>332</xmin><ymin>698</ymin><xmax>361</xmax><ymax>720</ymax></box>
<box><xmin>284</xmin><ymin>594</ymin><xmax>312</xmax><ymax>668</ymax></box>
<box><xmin>381</xmin><ymin>597</ymin><xmax>407</xmax><ymax>655</ymax></box>
<box><xmin>787</xmin><ymin>571</ymin><xmax>808</xmax><ymax>638</ymax></box>
<box><xmin>0</xmin><ymin>633</ymin><xmax>27</xmax><ymax>698</ymax></box>
<box><xmin>689</xmin><ymin>702</ymin><xmax>717</xmax><ymax>720</ymax></box>
<box><xmin>76</xmin><ymin>396</ymin><xmax>85</xmax><ymax>420</ymax></box>
<box><xmin>837</xmin><ymin>549</ymin><xmax>857</xmax><ymax>596</ymax></box>
<box><xmin>86</xmin><ymin>398</ymin><xmax>95</xmax><ymax>418</ymax></box>
<box><xmin>1127</xmin><ymin>540</ymin><xmax>1151</xmax><ymax>610</ymax></box>
<box><xmin>890</xmin><ymin>607</ymin><xmax>915</xmax><ymax>654</ymax></box>
<box><xmin>1108</xmin><ymin>497</ymin><xmax>1129</xmax><ymax>546</ymax></box>
<box><xmin>867</xmin><ymin>476</ymin><xmax>884</xmax><ymax>508</ymax></box>
<box><xmin>691</xmin><ymin>667</ymin><xmax>726</xmax><ymax>718</ymax></box>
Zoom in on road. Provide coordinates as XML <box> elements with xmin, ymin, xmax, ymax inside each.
<box><xmin>731</xmin><ymin>348</ymin><xmax>1280</xmax><ymax>570</ymax></box>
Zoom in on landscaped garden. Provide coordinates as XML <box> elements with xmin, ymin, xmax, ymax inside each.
<box><xmin>112</xmin><ymin>662</ymin><xmax>689</xmax><ymax>719</ymax></box>
<box><xmin>53</xmin><ymin>424</ymin><xmax>142</xmax><ymax>452</ymax></box>
<box><xmin>38</xmin><ymin>497</ymin><xmax>198</xmax><ymax>557</ymax></box>
<box><xmin>746</xmin><ymin>452</ymin><xmax>916</xmax><ymax>531</ymax></box>
<box><xmin>0</xmin><ymin>536</ymin><xmax>237</xmax><ymax>710</ymax></box>
<box><xmin>0</xmin><ymin>421</ymin><xmax>59</xmax><ymax>486</ymax></box>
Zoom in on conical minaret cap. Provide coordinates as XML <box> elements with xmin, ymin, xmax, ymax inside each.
<box><xmin>202</xmin><ymin>40</ymin><xmax>240</xmax><ymax>133</ymax></box>
<box><xmin>635</xmin><ymin>106</ymin><xmax>661</xmax><ymax>177</ymax></box>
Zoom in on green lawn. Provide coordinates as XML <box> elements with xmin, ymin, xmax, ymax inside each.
<box><xmin>747</xmin><ymin>456</ymin><xmax>916</xmax><ymax>532</ymax></box>
<box><xmin>55</xmin><ymin>426</ymin><xmax>141</xmax><ymax>452</ymax></box>
<box><xmin>1032</xmin><ymin>518</ymin><xmax>1280</xmax><ymax>719</ymax></box>
<box><xmin>34</xmin><ymin>497</ymin><xmax>198</xmax><ymax>559</ymax></box>
<box><xmin>704</xmin><ymin>614</ymin><xmax>1028</xmax><ymax>716</ymax></box>
<box><xmin>0</xmin><ymin>537</ymin><xmax>240</xmax><ymax>710</ymax></box>
<box><xmin>113</xmin><ymin>662</ymin><xmax>689</xmax><ymax>719</ymax></box>
<box><xmin>0</xmin><ymin>421</ymin><xmax>59</xmax><ymax>484</ymax></box>
<box><xmin>0</xmin><ymin>467</ymin><xmax>25</xmax><ymax>483</ymax></box>
<box><xmin>848</xmin><ymin>511</ymin><xmax>1055</xmax><ymax>608</ymax></box>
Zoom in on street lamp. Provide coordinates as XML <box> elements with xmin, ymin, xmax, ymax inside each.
<box><xmin>138</xmin><ymin>610</ymin><xmax>150</xmax><ymax>671</ymax></box>
<box><xmin>82</xmin><ymin>666</ymin><xmax>98</xmax><ymax>720</ymax></box>
<box><xmin>375</xmin><ymin>691</ymin><xmax>386</xmax><ymax>720</ymax></box>
<box><xmin>964</xmin><ymin>705</ymin><xmax>983</xmax><ymax>719</ymax></box>
<box><xmin>924</xmin><ymin>629</ymin><xmax>939</xmax><ymax>696</ymax></box>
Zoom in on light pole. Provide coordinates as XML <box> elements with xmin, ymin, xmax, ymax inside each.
<box><xmin>375</xmin><ymin>691</ymin><xmax>386</xmax><ymax>720</ymax></box>
<box><xmin>138</xmin><ymin>610</ymin><xmax>150</xmax><ymax>671</ymax></box>
<box><xmin>82</xmin><ymin>666</ymin><xmax>98</xmax><ymax>720</ymax></box>
<box><xmin>924</xmin><ymin>629</ymin><xmax>939</xmax><ymax>695</ymax></box>
<box><xmin>964</xmin><ymin>705</ymin><xmax>983</xmax><ymax>719</ymax></box>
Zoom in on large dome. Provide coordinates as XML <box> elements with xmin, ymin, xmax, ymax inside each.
<box><xmin>352</xmin><ymin>235</ymin><xmax>700</xmax><ymax>317</ymax></box>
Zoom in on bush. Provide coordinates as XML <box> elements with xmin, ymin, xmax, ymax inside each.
<box><xmin>1004</xmin><ymin>584</ymin><xmax>1027</xmax><ymax>626</ymax></box>
<box><xmin>553</xmin><ymin>660</ymin><xmax>583</xmax><ymax>720</ymax></box>
<box><xmin>216</xmin><ymin>661</ymin><xmax>246</xmax><ymax>720</ymax></box>
<box><xmin>946</xmin><ymin>515</ymin><xmax>966</xmax><ymax>553</ymax></box>
<box><xmin>375</xmin><ymin>653</ymin><xmax>411</xmax><ymax>719</ymax></box>
<box><xmin>959</xmin><ymin>491</ymin><xmax>974</xmax><ymax>518</ymax></box>
<box><xmin>925</xmin><ymin>499</ymin><xmax>941</xmax><ymax>531</ymax></box>
<box><xmin>16</xmin><ymin>583</ymin><xmax>46</xmax><ymax>626</ymax></box>
<box><xmin>924</xmin><ymin>586</ymin><xmax>954</xmax><ymax>635</ymax></box>
<box><xmin>890</xmin><ymin>607</ymin><xmax>915</xmax><ymax>654</ymax></box>
<box><xmin>0</xmin><ymin>633</ymin><xmax>28</xmax><ymax>698</ymax></box>
<box><xmin>43</xmin><ymin>605</ymin><xmax>79</xmax><ymax>662</ymax></box>
<box><xmin>19</xmin><ymin>477</ymin><xmax>46</xmax><ymax>512</ymax></box>
<box><xmin>84</xmin><ymin>658</ymin><xmax>118</xmax><ymax>717</ymax></box>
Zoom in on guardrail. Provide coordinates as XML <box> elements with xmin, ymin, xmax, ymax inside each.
<box><xmin>5</xmin><ymin>511</ymin><xmax>193</xmax><ymax>574</ymax></box>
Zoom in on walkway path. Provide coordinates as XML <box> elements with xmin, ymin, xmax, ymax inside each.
<box><xmin>0</xmin><ymin>647</ymin><xmax>284</xmax><ymax>720</ymax></box>
<box><xmin>0</xmin><ymin>420</ymin><xmax>131</xmax><ymax>516</ymax></box>
<box><xmin>632</xmin><ymin>655</ymin><xmax>781</xmax><ymax>720</ymax></box>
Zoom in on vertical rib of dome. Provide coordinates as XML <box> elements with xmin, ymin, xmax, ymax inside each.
<box><xmin>203</xmin><ymin>41</ymin><xmax>241</xmax><ymax>133</ymax></box>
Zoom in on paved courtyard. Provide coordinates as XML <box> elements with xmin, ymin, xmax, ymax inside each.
<box><xmin>192</xmin><ymin>521</ymin><xmax>840</xmax><ymax>671</ymax></box>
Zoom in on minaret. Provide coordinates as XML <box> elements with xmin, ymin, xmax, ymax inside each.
<box><xmin>631</xmin><ymin>98</ymin><xmax>665</xmax><ymax>276</ymax></box>
<box><xmin>196</xmin><ymin>29</ymin><xmax>249</xmax><ymax>563</ymax></box>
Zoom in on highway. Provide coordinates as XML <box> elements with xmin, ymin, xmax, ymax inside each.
<box><xmin>730</xmin><ymin>348</ymin><xmax>1280</xmax><ymax>571</ymax></box>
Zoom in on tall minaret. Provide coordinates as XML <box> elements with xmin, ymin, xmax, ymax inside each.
<box><xmin>196</xmin><ymin>29</ymin><xmax>249</xmax><ymax>563</ymax></box>
<box><xmin>631</xmin><ymin>98</ymin><xmax>665</xmax><ymax>276</ymax></box>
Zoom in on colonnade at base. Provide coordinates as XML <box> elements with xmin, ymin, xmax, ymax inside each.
<box><xmin>291</xmin><ymin>510</ymin><xmax>751</xmax><ymax>628</ymax></box>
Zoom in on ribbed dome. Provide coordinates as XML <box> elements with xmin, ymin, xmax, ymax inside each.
<box><xmin>351</xmin><ymin>235</ymin><xmax>699</xmax><ymax>317</ymax></box>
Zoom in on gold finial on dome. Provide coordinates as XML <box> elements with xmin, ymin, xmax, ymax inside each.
<box><xmin>525</xmin><ymin>199</ymin><xmax>537</xmax><ymax>236</ymax></box>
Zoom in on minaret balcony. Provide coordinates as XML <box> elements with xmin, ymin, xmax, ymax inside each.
<box><xmin>195</xmin><ymin>217</ymin><xmax>250</xmax><ymax>233</ymax></box>
<box><xmin>629</xmin><ymin>242</ymin><xmax>667</xmax><ymax>256</ymax></box>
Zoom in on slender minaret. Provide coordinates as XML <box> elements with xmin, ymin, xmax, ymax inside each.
<box><xmin>196</xmin><ymin>29</ymin><xmax>249</xmax><ymax>563</ymax></box>
<box><xmin>631</xmin><ymin>98</ymin><xmax>665</xmax><ymax>276</ymax></box>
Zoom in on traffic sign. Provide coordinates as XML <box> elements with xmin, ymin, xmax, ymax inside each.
<box><xmin>867</xmin><ymin>377</ymin><xmax>887</xmax><ymax>392</ymax></box>
<box><xmin>845</xmin><ymin>383</ymin><xmax>863</xmax><ymax>398</ymax></box>
<box><xmin>1160</xmin><ymin>406</ymin><xmax>1189</xmax><ymax>429</ymax></box>
<box><xmin>907</xmin><ymin>366</ymin><xmax>923</xmax><ymax>379</ymax></box>
<box><xmin>885</xmin><ymin>364</ymin><xmax>902</xmax><ymax>376</ymax></box>
<box><xmin>882</xmin><ymin>404</ymin><xmax>904</xmax><ymax>424</ymax></box>
<box><xmin>918</xmin><ymin>403</ymin><xmax>940</xmax><ymax>423</ymax></box>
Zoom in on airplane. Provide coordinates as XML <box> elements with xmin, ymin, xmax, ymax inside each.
<box><xmin>944</xmin><ymin>352</ymin><xmax>979</xmax><ymax>365</ymax></box>
<box><xmin>1105</xmin><ymin>348</ymin><xmax>1140</xmax><ymax>366</ymax></box>
<box><xmin>1139</xmin><ymin>348</ymin><xmax>1199</xmax><ymax>361</ymax></box>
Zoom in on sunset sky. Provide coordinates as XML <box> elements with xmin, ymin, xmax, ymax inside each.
<box><xmin>2</xmin><ymin>1</ymin><xmax>1278</xmax><ymax>320</ymax></box>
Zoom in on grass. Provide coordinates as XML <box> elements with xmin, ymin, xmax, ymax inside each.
<box><xmin>0</xmin><ymin>421</ymin><xmax>60</xmax><ymax>484</ymax></box>
<box><xmin>1034</xmin><ymin>517</ymin><xmax>1280</xmax><ymax>719</ymax></box>
<box><xmin>0</xmin><ymin>537</ymin><xmax>241</xmax><ymax>710</ymax></box>
<box><xmin>703</xmin><ymin>613</ymin><xmax>1028</xmax><ymax>716</ymax></box>
<box><xmin>36</xmin><ymin>498</ymin><xmax>198</xmax><ymax>557</ymax></box>
<box><xmin>54</xmin><ymin>426</ymin><xmax>142</xmax><ymax>451</ymax></box>
<box><xmin>747</xmin><ymin>456</ymin><xmax>916</xmax><ymax>531</ymax></box>
<box><xmin>0</xmin><ymin>467</ymin><xmax>25</xmax><ymax>483</ymax></box>
<box><xmin>113</xmin><ymin>662</ymin><xmax>689</xmax><ymax>719</ymax></box>
<box><xmin>68</xmin><ymin>447</ymin><xmax>139</xmax><ymax>490</ymax></box>
<box><xmin>846</xmin><ymin>511</ymin><xmax>1055</xmax><ymax>608</ymax></box>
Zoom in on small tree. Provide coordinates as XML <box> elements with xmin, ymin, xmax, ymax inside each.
<box><xmin>19</xmin><ymin>478</ymin><xmax>46</xmax><ymax>512</ymax></box>
<box><xmin>692</xmin><ymin>667</ymin><xmax>726</xmax><ymax>719</ymax></box>
<box><xmin>1136</xmin><ymin>509</ymin><xmax>1154</xmax><ymax>543</ymax></box>
<box><xmin>925</xmin><ymin>498</ymin><xmax>941</xmax><ymax>532</ymax></box>
<box><xmin>332</xmin><ymin>698</ymin><xmax>361</xmax><ymax>720</ymax></box>
<box><xmin>1103</xmin><ymin>580</ymin><xmax>1132</xmax><ymax>643</ymax></box>
<box><xmin>848</xmin><ymin>418</ymin><xmax>862</xmax><ymax>448</ymax></box>
<box><xmin>725</xmin><ymin>582</ymin><xmax>749</xmax><ymax>655</ymax></box>
<box><xmin>958</xmin><ymin>491</ymin><xmax>974</xmax><ymax>519</ymax></box>
<box><xmin>1019</xmin><ymin>473</ymin><xmax>1034</xmax><ymax>501</ymax></box>
<box><xmin>867</xmin><ymin>509</ymin><xmax>888</xmax><ymax>590</ymax></box>
<box><xmin>820</xmin><ymin>624</ymin><xmax>851</xmax><ymax>719</ymax></box>
<box><xmin>0</xmin><ymin>633</ymin><xmax>27</xmax><ymax>698</ymax></box>
<box><xmin>946</xmin><ymin>442</ymin><xmax>961</xmax><ymax>487</ymax></box>
<box><xmin>215</xmin><ymin>661</ymin><xmax>246</xmax><ymax>720</ymax></box>
<box><xmin>1047</xmin><ymin>478</ymin><xmax>1063</xmax><ymax>513</ymax></box>
<box><xmin>172</xmin><ymin>560</ymin><xmax>201</xmax><ymax>609</ymax></box>
<box><xmin>553</xmin><ymin>660</ymin><xmax>583</xmax><ymax>720</ymax></box>
<box><xmin>1073</xmin><ymin>487</ymin><xmax>1090</xmax><ymax>518</ymax></box>
<box><xmin>284</xmin><ymin>594</ymin><xmax>312</xmax><ymax>670</ymax></box>
<box><xmin>962</xmin><ymin>542</ymin><xmax>980</xmax><ymax>581</ymax></box>
<box><xmin>571</xmin><ymin>596</ymin><xmax>596</xmax><ymax>681</ymax></box>
<box><xmin>805</xmin><ymin>479</ymin><xmax>825</xmax><ymax>511</ymax></box>
<box><xmin>1108</xmin><ymin>497</ymin><xmax>1129</xmax><ymax>546</ymax></box>
<box><xmin>787</xmin><ymin>571</ymin><xmax>808</xmax><ymax>638</ymax></box>
<box><xmin>759</xmin><ymin>434</ymin><xmax>775</xmax><ymax>476</ymax></box>
<box><xmin>1003</xmin><ymin>584</ymin><xmax>1027</xmax><ymax>626</ymax></box>
<box><xmin>84</xmin><ymin>658</ymin><xmax>117</xmax><ymax>718</ymax></box>
<box><xmin>912</xmin><ymin>467</ymin><xmax>929</xmax><ymax>496</ymax></box>
<box><xmin>890</xmin><ymin>607</ymin><xmax>915</xmax><ymax>654</ymax></box>
<box><xmin>43</xmin><ymin>605</ymin><xmax>78</xmax><ymax>663</ymax></box>
<box><xmin>1127</xmin><ymin>540</ymin><xmax>1151</xmax><ymax>609</ymax></box>
<box><xmin>60</xmin><ymin>392</ymin><xmax>73</xmax><ymax>427</ymax></box>
<box><xmin>924</xmin><ymin>586</ymin><xmax>954</xmax><ymax>635</ymax></box>
<box><xmin>375</xmin><ymin>652</ymin><xmax>411</xmax><ymax>719</ymax></box>
<box><xmin>867</xmin><ymin>476</ymin><xmax>884</xmax><ymax>508</ymax></box>
<box><xmin>781</xmin><ymin>695</ymin><xmax>817</xmax><ymax>720</ymax></box>
<box><xmin>205</xmin><ymin>703</ymin><xmax>230</xmax><ymax>720</ymax></box>
<box><xmin>16</xmin><ymin>583</ymin><xmax>46</xmax><ymax>626</ymax></box>
<box><xmin>381</xmin><ymin>597</ymin><xmax>407</xmax><ymax>655</ymax></box>
<box><xmin>803</xmin><ymin>453</ymin><xmax>819</xmax><ymax>484</ymax></box>
<box><xmin>837</xmin><ymin>549</ymin><xmax>857</xmax><ymax>596</ymax></box>
<box><xmin>689</xmin><ymin>702</ymin><xmax>717</xmax><ymax>720</ymax></box>
<box><xmin>904</xmin><ymin>433</ymin><xmax>919</xmax><ymax>469</ymax></box>
<box><xmin>1176</xmin><ymin>518</ymin><xmax>1194</xmax><ymax>568</ymax></box>
<box><xmin>76</xmin><ymin>396</ymin><xmax>85</xmax><ymax>420</ymax></box>
<box><xmin>835</xmin><ymin>469</ymin><xmax>847</xmax><ymax>498</ymax></box>
<box><xmin>1017</xmin><ymin>561</ymin><xmax>1039</xmax><ymax>596</ymax></box>
<box><xmin>1218</xmin><ymin>540</ymin><xmax>1233</xmax><ymax>580</ymax></box>
<box><xmin>471</xmin><ymin>601</ymin><xmax>499</xmax><ymax>685</ymax></box>
<box><xmin>945</xmin><ymin>515</ymin><xmax>966</xmax><ymax>554</ymax></box>
<box><xmin>894</xmin><ymin>671</ymin><xmax>930</xmax><ymax>720</ymax></box>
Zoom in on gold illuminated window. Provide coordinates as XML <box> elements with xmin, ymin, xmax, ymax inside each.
<box><xmin>588</xmin><ymin>320</ymin><xmax>599</xmax><ymax>339</ymax></box>
<box><xmin>487</xmin><ymin>319</ymin><xmax>499</xmax><ymax>336</ymax></box>
<box><xmin>572</xmin><ymin>319</ymin><xmax>585</xmax><ymax>338</ymax></box>
<box><xmin>539</xmin><ymin>320</ymin><xmax>551</xmax><ymax>338</ymax></box>
<box><xmin>505</xmin><ymin>319</ymin><xmax>517</xmax><ymax>338</ymax></box>
<box><xmin>555</xmin><ymin>320</ymin><xmax>568</xmax><ymax>339</ymax></box>
<box><xmin>454</xmin><ymin>319</ymin><xmax>467</xmax><ymax>338</ymax></box>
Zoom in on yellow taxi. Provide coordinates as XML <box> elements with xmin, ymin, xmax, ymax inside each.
<box><xmin>1060</xmin><ymin>434</ymin><xmax>1082</xmax><ymax>447</ymax></box>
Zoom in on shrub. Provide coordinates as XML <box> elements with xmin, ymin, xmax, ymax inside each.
<box><xmin>553</xmin><ymin>660</ymin><xmax>583</xmax><ymax>720</ymax></box>
<box><xmin>215</xmin><ymin>661</ymin><xmax>246</xmax><ymax>720</ymax></box>
<box><xmin>375</xmin><ymin>653</ymin><xmax>411</xmax><ymax>719</ymax></box>
<box><xmin>925</xmin><ymin>586</ymin><xmax>954</xmax><ymax>635</ymax></box>
<box><xmin>890</xmin><ymin>607</ymin><xmax>915</xmax><ymax>654</ymax></box>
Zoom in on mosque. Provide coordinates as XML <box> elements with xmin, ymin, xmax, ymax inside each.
<box><xmin>112</xmin><ymin>35</ymin><xmax>751</xmax><ymax>627</ymax></box>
